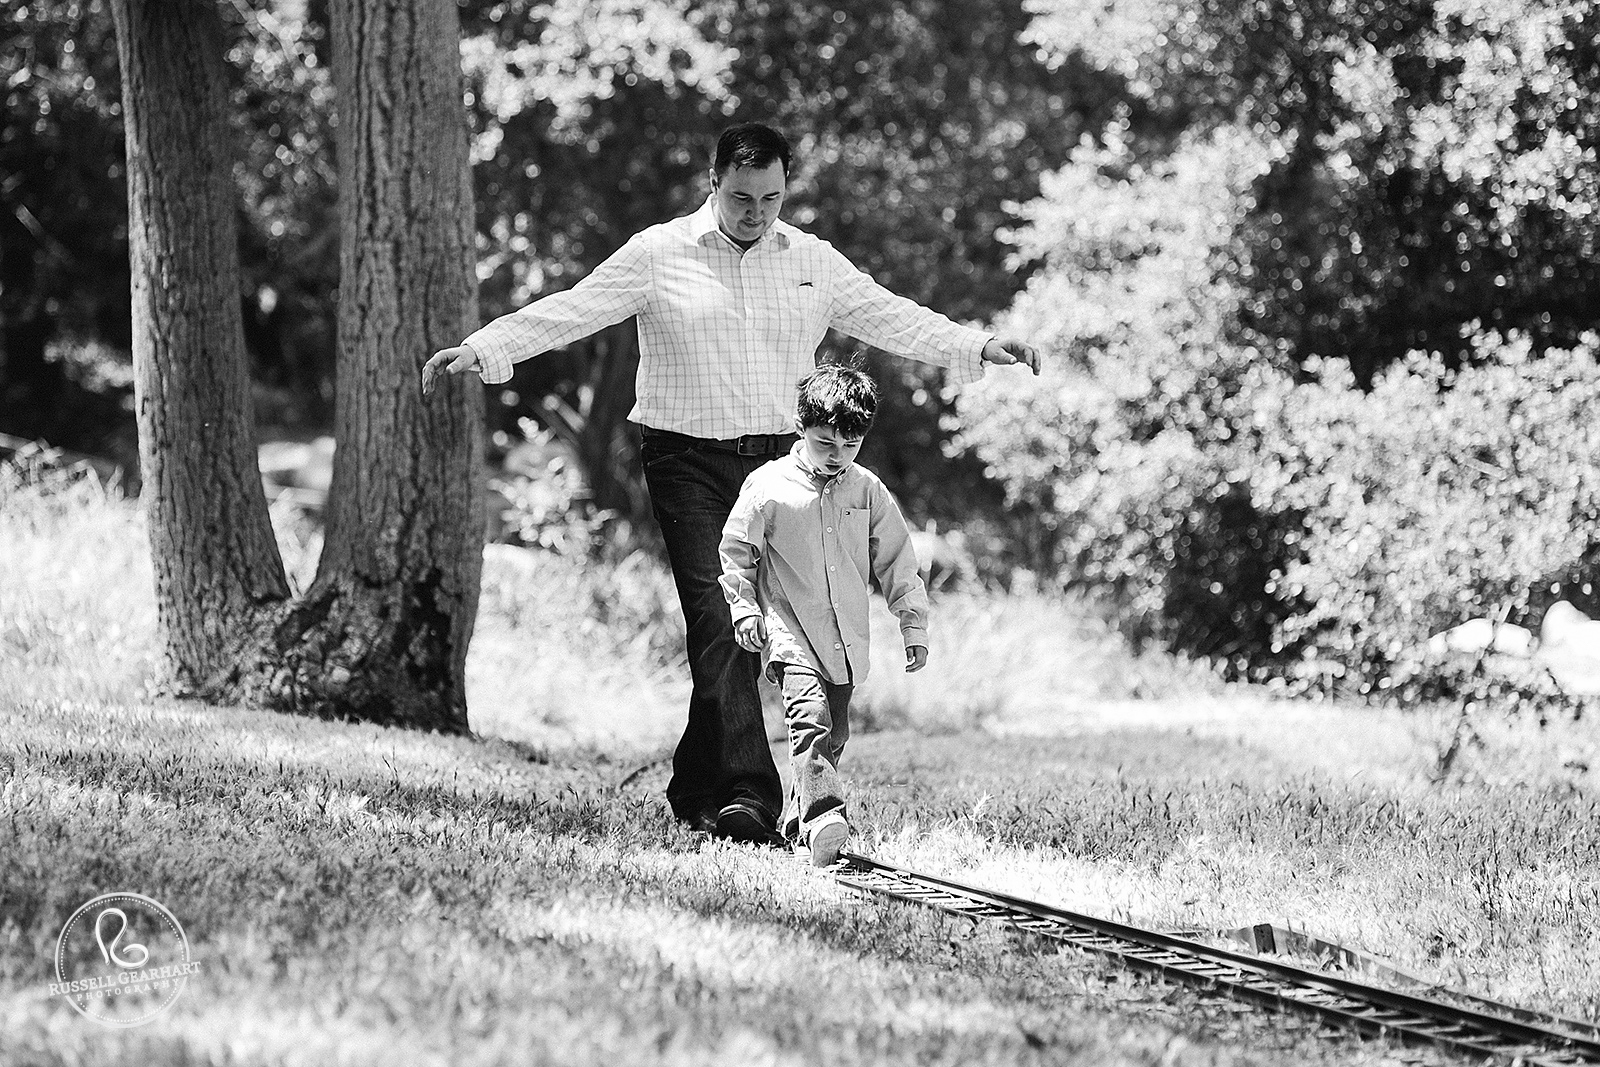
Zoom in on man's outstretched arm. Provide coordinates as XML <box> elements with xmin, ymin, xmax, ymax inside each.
<box><xmin>824</xmin><ymin>243</ymin><xmax>1040</xmax><ymax>383</ymax></box>
<box><xmin>421</xmin><ymin>231</ymin><xmax>653</xmax><ymax>396</ymax></box>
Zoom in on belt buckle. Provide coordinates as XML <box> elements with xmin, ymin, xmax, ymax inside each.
<box><xmin>735</xmin><ymin>435</ymin><xmax>765</xmax><ymax>456</ymax></box>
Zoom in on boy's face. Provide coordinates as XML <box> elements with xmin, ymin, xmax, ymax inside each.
<box><xmin>799</xmin><ymin>424</ymin><xmax>863</xmax><ymax>477</ymax></box>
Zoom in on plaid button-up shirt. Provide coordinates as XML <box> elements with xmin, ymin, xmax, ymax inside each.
<box><xmin>463</xmin><ymin>198</ymin><xmax>993</xmax><ymax>439</ymax></box>
<box><xmin>719</xmin><ymin>445</ymin><xmax>928</xmax><ymax>686</ymax></box>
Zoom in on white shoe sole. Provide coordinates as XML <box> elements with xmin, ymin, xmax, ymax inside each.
<box><xmin>808</xmin><ymin>820</ymin><xmax>847</xmax><ymax>867</ymax></box>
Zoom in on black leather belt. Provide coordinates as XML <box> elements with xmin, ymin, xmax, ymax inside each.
<box><xmin>641</xmin><ymin>426</ymin><xmax>797</xmax><ymax>457</ymax></box>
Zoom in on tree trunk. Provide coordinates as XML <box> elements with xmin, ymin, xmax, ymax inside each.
<box><xmin>110</xmin><ymin>0</ymin><xmax>292</xmax><ymax>690</ymax></box>
<box><xmin>111</xmin><ymin>0</ymin><xmax>483</xmax><ymax>732</ymax></box>
<box><xmin>271</xmin><ymin>0</ymin><xmax>483</xmax><ymax>731</ymax></box>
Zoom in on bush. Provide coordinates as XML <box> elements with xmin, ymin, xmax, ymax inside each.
<box><xmin>958</xmin><ymin>124</ymin><xmax>1302</xmax><ymax>663</ymax></box>
<box><xmin>1252</xmin><ymin>332</ymin><xmax>1600</xmax><ymax>695</ymax></box>
<box><xmin>488</xmin><ymin>423</ymin><xmax>660</xmax><ymax>562</ymax></box>
<box><xmin>964</xmin><ymin>119</ymin><xmax>1600</xmax><ymax>699</ymax></box>
<box><xmin>966</xmin><ymin>322</ymin><xmax>1600</xmax><ymax>698</ymax></box>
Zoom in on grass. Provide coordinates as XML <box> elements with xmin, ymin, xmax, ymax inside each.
<box><xmin>3</xmin><ymin>465</ymin><xmax>1599</xmax><ymax>1065</ymax></box>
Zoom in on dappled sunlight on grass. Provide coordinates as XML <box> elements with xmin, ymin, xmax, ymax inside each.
<box><xmin>855</xmin><ymin>590</ymin><xmax>1229</xmax><ymax>734</ymax></box>
<box><xmin>7</xmin><ymin>468</ymin><xmax>1600</xmax><ymax>1064</ymax></box>
<box><xmin>0</xmin><ymin>477</ymin><xmax>1241</xmax><ymax>749</ymax></box>
<box><xmin>466</xmin><ymin>626</ymin><xmax>687</xmax><ymax>751</ymax></box>
<box><xmin>467</xmin><ymin>544</ymin><xmax>693</xmax><ymax>750</ymax></box>
<box><xmin>5</xmin><ymin>699</ymin><xmax>1306</xmax><ymax>1067</ymax></box>
<box><xmin>0</xmin><ymin>477</ymin><xmax>694</xmax><ymax>749</ymax></box>
<box><xmin>840</xmin><ymin>713</ymin><xmax>1600</xmax><ymax>1025</ymax></box>
<box><xmin>0</xmin><ymin>476</ymin><xmax>159</xmax><ymax>706</ymax></box>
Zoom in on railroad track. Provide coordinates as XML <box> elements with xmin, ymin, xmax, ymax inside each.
<box><xmin>835</xmin><ymin>852</ymin><xmax>1600</xmax><ymax>1065</ymax></box>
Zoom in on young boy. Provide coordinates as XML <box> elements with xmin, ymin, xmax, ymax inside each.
<box><xmin>718</xmin><ymin>365</ymin><xmax>930</xmax><ymax>867</ymax></box>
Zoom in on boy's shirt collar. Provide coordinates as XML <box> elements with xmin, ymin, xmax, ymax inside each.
<box><xmin>789</xmin><ymin>440</ymin><xmax>852</xmax><ymax>485</ymax></box>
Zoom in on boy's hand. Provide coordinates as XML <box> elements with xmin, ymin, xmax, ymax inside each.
<box><xmin>421</xmin><ymin>344</ymin><xmax>481</xmax><ymax>397</ymax></box>
<box><xmin>734</xmin><ymin>616</ymin><xmax>767</xmax><ymax>653</ymax></box>
<box><xmin>905</xmin><ymin>645</ymin><xmax>928</xmax><ymax>673</ymax></box>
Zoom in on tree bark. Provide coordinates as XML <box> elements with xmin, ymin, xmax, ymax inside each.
<box><xmin>272</xmin><ymin>0</ymin><xmax>483</xmax><ymax>731</ymax></box>
<box><xmin>110</xmin><ymin>0</ymin><xmax>291</xmax><ymax>690</ymax></box>
<box><xmin>111</xmin><ymin>0</ymin><xmax>483</xmax><ymax>732</ymax></box>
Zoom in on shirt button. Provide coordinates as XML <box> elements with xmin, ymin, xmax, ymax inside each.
<box><xmin>826</xmin><ymin>526</ymin><xmax>833</xmax><ymax>533</ymax></box>
<box><xmin>834</xmin><ymin>643</ymin><xmax>842</xmax><ymax>649</ymax></box>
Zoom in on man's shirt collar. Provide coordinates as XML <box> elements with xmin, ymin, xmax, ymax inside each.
<box><xmin>690</xmin><ymin>196</ymin><xmax>793</xmax><ymax>252</ymax></box>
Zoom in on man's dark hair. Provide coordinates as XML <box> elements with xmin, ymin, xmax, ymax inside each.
<box><xmin>795</xmin><ymin>364</ymin><xmax>878</xmax><ymax>438</ymax></box>
<box><xmin>714</xmin><ymin>123</ymin><xmax>792</xmax><ymax>178</ymax></box>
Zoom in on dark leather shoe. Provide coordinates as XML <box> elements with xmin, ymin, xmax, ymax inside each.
<box><xmin>715</xmin><ymin>802</ymin><xmax>774</xmax><ymax>843</ymax></box>
<box><xmin>676</xmin><ymin>807</ymin><xmax>719</xmax><ymax>834</ymax></box>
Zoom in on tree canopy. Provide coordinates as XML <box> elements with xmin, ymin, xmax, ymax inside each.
<box><xmin>7</xmin><ymin>0</ymin><xmax>1598</xmax><ymax>688</ymax></box>
<box><xmin>2</xmin><ymin>0</ymin><xmax>1108</xmax><ymax>523</ymax></box>
<box><xmin>958</xmin><ymin>0</ymin><xmax>1600</xmax><ymax>692</ymax></box>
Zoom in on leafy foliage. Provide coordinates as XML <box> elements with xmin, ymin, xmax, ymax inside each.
<box><xmin>957</xmin><ymin>0</ymin><xmax>1600</xmax><ymax>694</ymax></box>
<box><xmin>0</xmin><ymin>0</ymin><xmax>133</xmax><ymax>461</ymax></box>
<box><xmin>1025</xmin><ymin>0</ymin><xmax>1600</xmax><ymax>380</ymax></box>
<box><xmin>228</xmin><ymin>0</ymin><xmax>340</xmax><ymax>429</ymax></box>
<box><xmin>958</xmin><ymin>125</ymin><xmax>1294</xmax><ymax>658</ymax></box>
<box><xmin>1252</xmin><ymin>334</ymin><xmax>1600</xmax><ymax>694</ymax></box>
<box><xmin>8</xmin><ymin>0</ymin><xmax>1106</xmax><ymax>527</ymax></box>
<box><xmin>458</xmin><ymin>0</ymin><xmax>1112</xmax><ymax>525</ymax></box>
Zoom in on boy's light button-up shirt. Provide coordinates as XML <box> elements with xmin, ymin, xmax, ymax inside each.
<box><xmin>719</xmin><ymin>445</ymin><xmax>929</xmax><ymax>686</ymax></box>
<box><xmin>461</xmin><ymin>198</ymin><xmax>992</xmax><ymax>440</ymax></box>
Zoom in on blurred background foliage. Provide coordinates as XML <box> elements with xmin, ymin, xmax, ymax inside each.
<box><xmin>960</xmin><ymin>0</ymin><xmax>1600</xmax><ymax>696</ymax></box>
<box><xmin>3</xmin><ymin>0</ymin><xmax>1598</xmax><ymax>697</ymax></box>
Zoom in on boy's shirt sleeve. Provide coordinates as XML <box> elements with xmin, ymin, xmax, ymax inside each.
<box><xmin>867</xmin><ymin>478</ymin><xmax>930</xmax><ymax>649</ymax></box>
<box><xmin>718</xmin><ymin>479</ymin><xmax>768</xmax><ymax>623</ymax></box>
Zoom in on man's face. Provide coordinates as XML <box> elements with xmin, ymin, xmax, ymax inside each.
<box><xmin>799</xmin><ymin>424</ymin><xmax>863</xmax><ymax>478</ymax></box>
<box><xmin>711</xmin><ymin>160</ymin><xmax>786</xmax><ymax>244</ymax></box>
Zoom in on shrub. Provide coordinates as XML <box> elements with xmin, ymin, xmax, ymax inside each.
<box><xmin>963</xmin><ymin>119</ymin><xmax>1600</xmax><ymax>699</ymax></box>
<box><xmin>957</xmin><ymin>124</ymin><xmax>1302</xmax><ymax>664</ymax></box>
<box><xmin>1252</xmin><ymin>332</ymin><xmax>1600</xmax><ymax>695</ymax></box>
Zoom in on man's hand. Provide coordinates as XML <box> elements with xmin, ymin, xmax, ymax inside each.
<box><xmin>905</xmin><ymin>645</ymin><xmax>928</xmax><ymax>673</ymax></box>
<box><xmin>980</xmin><ymin>337</ymin><xmax>1041</xmax><ymax>375</ymax></box>
<box><xmin>734</xmin><ymin>615</ymin><xmax>767</xmax><ymax>653</ymax></box>
<box><xmin>421</xmin><ymin>344</ymin><xmax>481</xmax><ymax>397</ymax></box>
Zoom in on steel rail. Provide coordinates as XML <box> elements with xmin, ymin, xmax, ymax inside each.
<box><xmin>835</xmin><ymin>852</ymin><xmax>1600</xmax><ymax>1065</ymax></box>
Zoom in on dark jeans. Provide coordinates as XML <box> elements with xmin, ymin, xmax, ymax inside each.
<box><xmin>640</xmin><ymin>430</ymin><xmax>784</xmax><ymax>828</ymax></box>
<box><xmin>778</xmin><ymin>664</ymin><xmax>853</xmax><ymax>843</ymax></box>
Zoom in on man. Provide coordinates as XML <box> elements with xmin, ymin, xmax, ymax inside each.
<box><xmin>423</xmin><ymin>122</ymin><xmax>1038</xmax><ymax>844</ymax></box>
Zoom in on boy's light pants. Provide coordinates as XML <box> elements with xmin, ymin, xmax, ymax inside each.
<box><xmin>778</xmin><ymin>664</ymin><xmax>853</xmax><ymax>843</ymax></box>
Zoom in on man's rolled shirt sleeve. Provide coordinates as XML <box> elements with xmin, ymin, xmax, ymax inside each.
<box><xmin>462</xmin><ymin>233</ymin><xmax>655</xmax><ymax>385</ymax></box>
<box><xmin>824</xmin><ymin>244</ymin><xmax>992</xmax><ymax>389</ymax></box>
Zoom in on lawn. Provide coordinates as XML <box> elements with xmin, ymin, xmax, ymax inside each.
<box><xmin>3</xmin><ymin>468</ymin><xmax>1598</xmax><ymax>1066</ymax></box>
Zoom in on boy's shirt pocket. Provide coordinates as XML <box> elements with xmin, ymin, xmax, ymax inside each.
<box><xmin>835</xmin><ymin>506</ymin><xmax>871</xmax><ymax>578</ymax></box>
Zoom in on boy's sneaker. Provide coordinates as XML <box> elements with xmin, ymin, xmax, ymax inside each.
<box><xmin>806</xmin><ymin>811</ymin><xmax>848</xmax><ymax>868</ymax></box>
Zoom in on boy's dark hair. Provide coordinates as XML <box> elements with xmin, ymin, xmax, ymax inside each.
<box><xmin>714</xmin><ymin>123</ymin><xmax>792</xmax><ymax>178</ymax></box>
<box><xmin>796</xmin><ymin>364</ymin><xmax>878</xmax><ymax>438</ymax></box>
